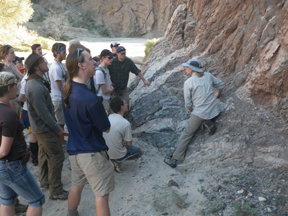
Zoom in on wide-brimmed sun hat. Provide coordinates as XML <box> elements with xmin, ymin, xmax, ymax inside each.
<box><xmin>182</xmin><ymin>59</ymin><xmax>203</xmax><ymax>72</ymax></box>
<box><xmin>25</xmin><ymin>53</ymin><xmax>46</xmax><ymax>72</ymax></box>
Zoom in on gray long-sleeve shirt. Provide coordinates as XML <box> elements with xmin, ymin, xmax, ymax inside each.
<box><xmin>25</xmin><ymin>78</ymin><xmax>61</xmax><ymax>134</ymax></box>
<box><xmin>184</xmin><ymin>72</ymin><xmax>225</xmax><ymax>120</ymax></box>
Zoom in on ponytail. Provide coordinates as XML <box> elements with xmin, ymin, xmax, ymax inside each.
<box><xmin>63</xmin><ymin>48</ymin><xmax>85</xmax><ymax>108</ymax></box>
<box><xmin>63</xmin><ymin>76</ymin><xmax>72</xmax><ymax>108</ymax></box>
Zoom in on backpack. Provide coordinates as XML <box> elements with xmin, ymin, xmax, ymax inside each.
<box><xmin>88</xmin><ymin>66</ymin><xmax>106</xmax><ymax>94</ymax></box>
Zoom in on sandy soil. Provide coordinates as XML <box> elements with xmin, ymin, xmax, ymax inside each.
<box><xmin>16</xmin><ymin>37</ymin><xmax>208</xmax><ymax>216</ymax></box>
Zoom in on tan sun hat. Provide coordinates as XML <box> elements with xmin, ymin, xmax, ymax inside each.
<box><xmin>25</xmin><ymin>53</ymin><xmax>46</xmax><ymax>73</ymax></box>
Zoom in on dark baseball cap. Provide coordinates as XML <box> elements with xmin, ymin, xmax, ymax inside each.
<box><xmin>116</xmin><ymin>46</ymin><xmax>126</xmax><ymax>54</ymax></box>
<box><xmin>13</xmin><ymin>56</ymin><xmax>25</xmax><ymax>64</ymax></box>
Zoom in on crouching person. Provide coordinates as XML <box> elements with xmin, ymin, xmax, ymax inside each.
<box><xmin>62</xmin><ymin>48</ymin><xmax>114</xmax><ymax>216</ymax></box>
<box><xmin>103</xmin><ymin>96</ymin><xmax>143</xmax><ymax>173</ymax></box>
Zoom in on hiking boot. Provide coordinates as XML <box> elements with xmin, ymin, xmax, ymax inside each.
<box><xmin>49</xmin><ymin>190</ymin><xmax>69</xmax><ymax>200</ymax></box>
<box><xmin>164</xmin><ymin>157</ymin><xmax>177</xmax><ymax>168</ymax></box>
<box><xmin>15</xmin><ymin>202</ymin><xmax>28</xmax><ymax>213</ymax></box>
<box><xmin>111</xmin><ymin>161</ymin><xmax>122</xmax><ymax>173</ymax></box>
<box><xmin>203</xmin><ymin>119</ymin><xmax>217</xmax><ymax>135</ymax></box>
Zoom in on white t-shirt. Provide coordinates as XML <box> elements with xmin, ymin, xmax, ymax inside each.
<box><xmin>103</xmin><ymin>113</ymin><xmax>132</xmax><ymax>159</ymax></box>
<box><xmin>20</xmin><ymin>72</ymin><xmax>49</xmax><ymax>111</ymax></box>
<box><xmin>94</xmin><ymin>66</ymin><xmax>112</xmax><ymax>100</ymax></box>
<box><xmin>49</xmin><ymin>60</ymin><xmax>67</xmax><ymax>101</ymax></box>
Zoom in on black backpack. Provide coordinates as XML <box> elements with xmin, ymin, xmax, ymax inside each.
<box><xmin>88</xmin><ymin>67</ymin><xmax>106</xmax><ymax>94</ymax></box>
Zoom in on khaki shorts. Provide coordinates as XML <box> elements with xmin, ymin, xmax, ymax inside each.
<box><xmin>69</xmin><ymin>151</ymin><xmax>115</xmax><ymax>197</ymax></box>
<box><xmin>53</xmin><ymin>101</ymin><xmax>65</xmax><ymax>125</ymax></box>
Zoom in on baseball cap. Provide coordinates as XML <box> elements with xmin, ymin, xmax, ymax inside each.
<box><xmin>0</xmin><ymin>72</ymin><xmax>18</xmax><ymax>87</ymax></box>
<box><xmin>182</xmin><ymin>59</ymin><xmax>203</xmax><ymax>72</ymax></box>
<box><xmin>110</xmin><ymin>42</ymin><xmax>120</xmax><ymax>48</ymax></box>
<box><xmin>116</xmin><ymin>46</ymin><xmax>126</xmax><ymax>54</ymax></box>
<box><xmin>31</xmin><ymin>44</ymin><xmax>41</xmax><ymax>52</ymax></box>
<box><xmin>13</xmin><ymin>56</ymin><xmax>24</xmax><ymax>64</ymax></box>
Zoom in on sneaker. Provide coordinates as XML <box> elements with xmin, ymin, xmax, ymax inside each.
<box><xmin>164</xmin><ymin>157</ymin><xmax>177</xmax><ymax>168</ymax></box>
<box><xmin>15</xmin><ymin>203</ymin><xmax>28</xmax><ymax>213</ymax></box>
<box><xmin>203</xmin><ymin>119</ymin><xmax>217</xmax><ymax>135</ymax></box>
<box><xmin>111</xmin><ymin>161</ymin><xmax>122</xmax><ymax>173</ymax></box>
<box><xmin>49</xmin><ymin>190</ymin><xmax>69</xmax><ymax>200</ymax></box>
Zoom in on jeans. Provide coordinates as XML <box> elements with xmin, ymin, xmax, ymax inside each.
<box><xmin>0</xmin><ymin>160</ymin><xmax>45</xmax><ymax>207</ymax></box>
<box><xmin>112</xmin><ymin>145</ymin><xmax>142</xmax><ymax>162</ymax></box>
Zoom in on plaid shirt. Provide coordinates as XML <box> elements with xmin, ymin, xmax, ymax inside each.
<box><xmin>108</xmin><ymin>57</ymin><xmax>140</xmax><ymax>92</ymax></box>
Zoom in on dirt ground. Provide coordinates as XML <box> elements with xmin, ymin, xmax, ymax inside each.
<box><xmin>15</xmin><ymin>38</ymin><xmax>208</xmax><ymax>216</ymax></box>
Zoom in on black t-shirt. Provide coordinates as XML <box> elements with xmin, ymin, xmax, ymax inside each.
<box><xmin>0</xmin><ymin>103</ymin><xmax>26</xmax><ymax>161</ymax></box>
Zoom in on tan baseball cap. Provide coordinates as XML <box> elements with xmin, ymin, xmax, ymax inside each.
<box><xmin>0</xmin><ymin>72</ymin><xmax>18</xmax><ymax>87</ymax></box>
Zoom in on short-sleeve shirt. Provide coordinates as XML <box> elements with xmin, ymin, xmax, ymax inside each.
<box><xmin>103</xmin><ymin>113</ymin><xmax>132</xmax><ymax>159</ymax></box>
<box><xmin>49</xmin><ymin>60</ymin><xmax>67</xmax><ymax>101</ymax></box>
<box><xmin>0</xmin><ymin>104</ymin><xmax>26</xmax><ymax>161</ymax></box>
<box><xmin>94</xmin><ymin>66</ymin><xmax>112</xmax><ymax>100</ymax></box>
<box><xmin>62</xmin><ymin>81</ymin><xmax>111</xmax><ymax>156</ymax></box>
<box><xmin>108</xmin><ymin>57</ymin><xmax>140</xmax><ymax>92</ymax></box>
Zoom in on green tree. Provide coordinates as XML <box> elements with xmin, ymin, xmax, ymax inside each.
<box><xmin>0</xmin><ymin>0</ymin><xmax>34</xmax><ymax>28</ymax></box>
<box><xmin>0</xmin><ymin>0</ymin><xmax>34</xmax><ymax>46</ymax></box>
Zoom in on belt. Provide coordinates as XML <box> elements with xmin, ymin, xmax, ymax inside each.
<box><xmin>0</xmin><ymin>157</ymin><xmax>22</xmax><ymax>162</ymax></box>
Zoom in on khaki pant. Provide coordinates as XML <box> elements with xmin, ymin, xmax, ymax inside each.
<box><xmin>102</xmin><ymin>99</ymin><xmax>113</xmax><ymax>115</ymax></box>
<box><xmin>36</xmin><ymin>131</ymin><xmax>65</xmax><ymax>196</ymax></box>
<box><xmin>172</xmin><ymin>114</ymin><xmax>203</xmax><ymax>161</ymax></box>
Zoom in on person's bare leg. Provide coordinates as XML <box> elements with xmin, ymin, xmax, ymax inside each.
<box><xmin>26</xmin><ymin>206</ymin><xmax>42</xmax><ymax>216</ymax></box>
<box><xmin>30</xmin><ymin>133</ymin><xmax>37</xmax><ymax>143</ymax></box>
<box><xmin>0</xmin><ymin>204</ymin><xmax>15</xmax><ymax>216</ymax></box>
<box><xmin>95</xmin><ymin>194</ymin><xmax>110</xmax><ymax>216</ymax></box>
<box><xmin>68</xmin><ymin>185</ymin><xmax>84</xmax><ymax>211</ymax></box>
<box><xmin>58</xmin><ymin>124</ymin><xmax>65</xmax><ymax>145</ymax></box>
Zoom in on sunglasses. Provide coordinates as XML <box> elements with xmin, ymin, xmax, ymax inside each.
<box><xmin>77</xmin><ymin>48</ymin><xmax>84</xmax><ymax>62</ymax></box>
<box><xmin>105</xmin><ymin>56</ymin><xmax>113</xmax><ymax>60</ymax></box>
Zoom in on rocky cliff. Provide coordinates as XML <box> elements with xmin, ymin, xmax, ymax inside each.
<box><xmin>129</xmin><ymin>0</ymin><xmax>288</xmax><ymax>170</ymax></box>
<box><xmin>31</xmin><ymin>0</ymin><xmax>183</xmax><ymax>38</ymax></box>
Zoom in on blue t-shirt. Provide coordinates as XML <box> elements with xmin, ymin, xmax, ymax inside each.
<box><xmin>62</xmin><ymin>81</ymin><xmax>111</xmax><ymax>155</ymax></box>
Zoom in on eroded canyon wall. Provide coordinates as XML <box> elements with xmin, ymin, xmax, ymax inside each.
<box><xmin>129</xmin><ymin>0</ymin><xmax>288</xmax><ymax>170</ymax></box>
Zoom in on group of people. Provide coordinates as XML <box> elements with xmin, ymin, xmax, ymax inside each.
<box><xmin>0</xmin><ymin>39</ymin><xmax>224</xmax><ymax>216</ymax></box>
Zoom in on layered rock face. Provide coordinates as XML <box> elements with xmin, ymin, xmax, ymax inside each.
<box><xmin>81</xmin><ymin>0</ymin><xmax>177</xmax><ymax>37</ymax></box>
<box><xmin>31</xmin><ymin>0</ymin><xmax>183</xmax><ymax>38</ymax></box>
<box><xmin>129</xmin><ymin>0</ymin><xmax>288</xmax><ymax>170</ymax></box>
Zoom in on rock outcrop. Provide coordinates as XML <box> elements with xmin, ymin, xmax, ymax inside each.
<box><xmin>129</xmin><ymin>0</ymin><xmax>288</xmax><ymax>170</ymax></box>
<box><xmin>80</xmin><ymin>0</ymin><xmax>178</xmax><ymax>37</ymax></box>
<box><xmin>31</xmin><ymin>0</ymin><xmax>183</xmax><ymax>37</ymax></box>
